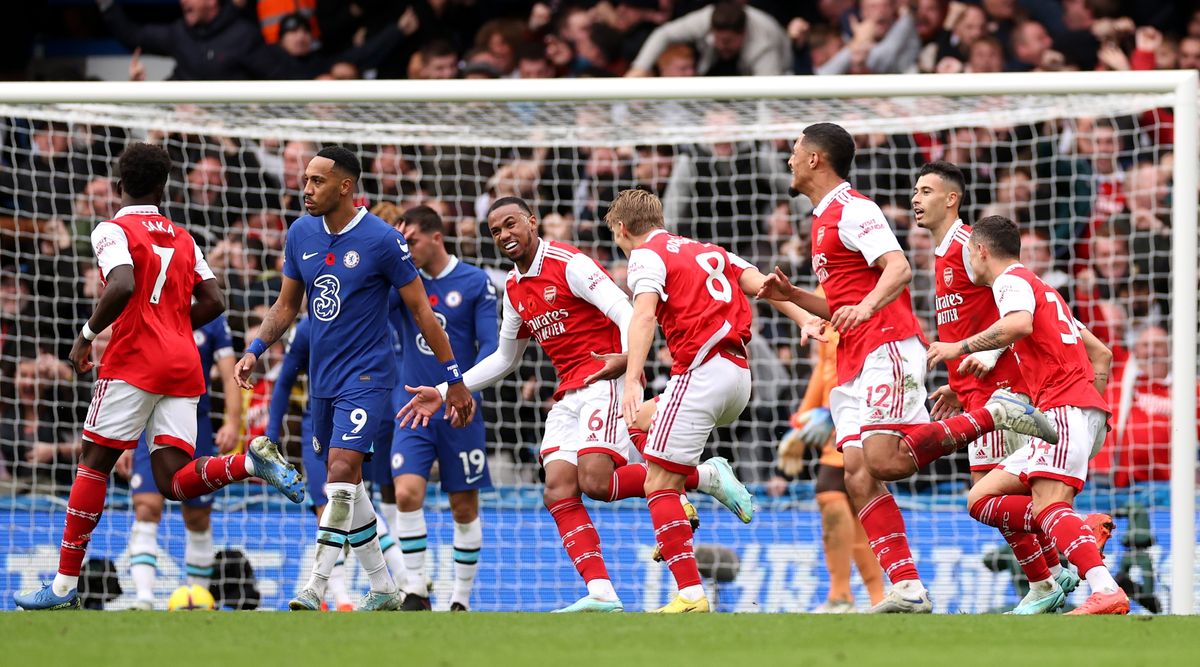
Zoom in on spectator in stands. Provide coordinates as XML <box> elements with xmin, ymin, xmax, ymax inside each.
<box><xmin>256</xmin><ymin>0</ymin><xmax>317</xmax><ymax>45</ymax></box>
<box><xmin>965</xmin><ymin>35</ymin><xmax>1005</xmax><ymax>72</ymax></box>
<box><xmin>606</xmin><ymin>0</ymin><xmax>667</xmax><ymax>67</ymax></box>
<box><xmin>14</xmin><ymin>121</ymin><xmax>80</xmax><ymax>219</ymax></box>
<box><xmin>364</xmin><ymin>144</ymin><xmax>416</xmax><ymax>202</ymax></box>
<box><xmin>244</xmin><ymin>9</ymin><xmax>418</xmax><ymax>80</ymax></box>
<box><xmin>1178</xmin><ymin>36</ymin><xmax>1200</xmax><ymax>71</ymax></box>
<box><xmin>931</xmin><ymin>3</ymin><xmax>987</xmax><ymax>72</ymax></box>
<box><xmin>275</xmin><ymin>139</ymin><xmax>315</xmax><ymax>217</ymax></box>
<box><xmin>573</xmin><ymin>21</ymin><xmax>626</xmax><ymax>76</ymax></box>
<box><xmin>913</xmin><ymin>0</ymin><xmax>951</xmax><ymax>72</ymax></box>
<box><xmin>980</xmin><ymin>167</ymin><xmax>1034</xmax><ymax>227</ymax></box>
<box><xmin>1008</xmin><ymin>20</ymin><xmax>1056</xmax><ymax>71</ymax></box>
<box><xmin>473</xmin><ymin>18</ymin><xmax>525</xmax><ymax>76</ymax></box>
<box><xmin>98</xmin><ymin>0</ymin><xmax>263</xmax><ymax>80</ymax></box>
<box><xmin>1018</xmin><ymin>228</ymin><xmax>1070</xmax><ymax>294</ymax></box>
<box><xmin>410</xmin><ymin>40</ymin><xmax>460</xmax><ymax>80</ymax></box>
<box><xmin>516</xmin><ymin>43</ymin><xmax>555</xmax><ymax>79</ymax></box>
<box><xmin>73</xmin><ymin>177</ymin><xmax>121</xmax><ymax>223</ymax></box>
<box><xmin>627</xmin><ymin>0</ymin><xmax>790</xmax><ymax>77</ymax></box>
<box><xmin>803</xmin><ymin>24</ymin><xmax>846</xmax><ymax>73</ymax></box>
<box><xmin>817</xmin><ymin>0</ymin><xmax>921</xmax><ymax>75</ymax></box>
<box><xmin>1098</xmin><ymin>326</ymin><xmax>1200</xmax><ymax>486</ymax></box>
<box><xmin>653</xmin><ymin>43</ymin><xmax>696</xmax><ymax>77</ymax></box>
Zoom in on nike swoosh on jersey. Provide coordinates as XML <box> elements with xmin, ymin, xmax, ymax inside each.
<box><xmin>341</xmin><ymin>434</ymin><xmax>362</xmax><ymax>441</ymax></box>
<box><xmin>464</xmin><ymin>474</ymin><xmax>484</xmax><ymax>484</ymax></box>
<box><xmin>302</xmin><ymin>251</ymin><xmax>320</xmax><ymax>260</ymax></box>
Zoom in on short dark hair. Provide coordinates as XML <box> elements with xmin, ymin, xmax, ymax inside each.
<box><xmin>421</xmin><ymin>39</ymin><xmax>458</xmax><ymax>61</ymax></box>
<box><xmin>517</xmin><ymin>42</ymin><xmax>548</xmax><ymax>63</ymax></box>
<box><xmin>711</xmin><ymin>1</ymin><xmax>747</xmax><ymax>32</ymax></box>
<box><xmin>918</xmin><ymin>160</ymin><xmax>965</xmax><ymax>193</ymax></box>
<box><xmin>118</xmin><ymin>142</ymin><xmax>171</xmax><ymax>198</ymax></box>
<box><xmin>487</xmin><ymin>196</ymin><xmax>533</xmax><ymax>218</ymax></box>
<box><xmin>802</xmin><ymin>123</ymin><xmax>856</xmax><ymax>179</ymax></box>
<box><xmin>971</xmin><ymin>215</ymin><xmax>1021</xmax><ymax>259</ymax></box>
<box><xmin>402</xmin><ymin>205</ymin><xmax>445</xmax><ymax>235</ymax></box>
<box><xmin>316</xmin><ymin>146</ymin><xmax>361</xmax><ymax>182</ymax></box>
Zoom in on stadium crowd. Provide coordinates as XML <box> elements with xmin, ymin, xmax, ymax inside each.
<box><xmin>1</xmin><ymin>0</ymin><xmax>1196</xmax><ymax>497</ymax></box>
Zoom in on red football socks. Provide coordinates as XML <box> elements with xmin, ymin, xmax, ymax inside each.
<box><xmin>608</xmin><ymin>463</ymin><xmax>699</xmax><ymax>501</ymax></box>
<box><xmin>969</xmin><ymin>495</ymin><xmax>1052</xmax><ymax>582</ymax></box>
<box><xmin>169</xmin><ymin>455</ymin><xmax>251</xmax><ymax>500</ymax></box>
<box><xmin>902</xmin><ymin>408</ymin><xmax>997</xmax><ymax>468</ymax></box>
<box><xmin>547</xmin><ymin>497</ymin><xmax>610</xmax><ymax>583</ymax></box>
<box><xmin>1037</xmin><ymin>502</ymin><xmax>1105</xmax><ymax>575</ymax></box>
<box><xmin>647</xmin><ymin>489</ymin><xmax>702</xmax><ymax>589</ymax></box>
<box><xmin>857</xmin><ymin>493</ymin><xmax>920</xmax><ymax>583</ymax></box>
<box><xmin>59</xmin><ymin>464</ymin><xmax>108</xmax><ymax>576</ymax></box>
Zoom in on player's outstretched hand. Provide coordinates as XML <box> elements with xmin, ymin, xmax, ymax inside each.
<box><xmin>69</xmin><ymin>336</ymin><xmax>95</xmax><ymax>374</ymax></box>
<box><xmin>756</xmin><ymin>267</ymin><xmax>797</xmax><ymax>302</ymax></box>
<box><xmin>799</xmin><ymin>318</ymin><xmax>829</xmax><ymax>345</ymax></box>
<box><xmin>620</xmin><ymin>379</ymin><xmax>642</xmax><ymax>428</ymax></box>
<box><xmin>215</xmin><ymin>422</ymin><xmax>238</xmax><ymax>453</ymax></box>
<box><xmin>929</xmin><ymin>384</ymin><xmax>963</xmax><ymax>421</ymax></box>
<box><xmin>829</xmin><ymin>303</ymin><xmax>871</xmax><ymax>332</ymax></box>
<box><xmin>957</xmin><ymin>354</ymin><xmax>990</xmax><ymax>378</ymax></box>
<box><xmin>233</xmin><ymin>353</ymin><xmax>257</xmax><ymax>390</ymax></box>
<box><xmin>397</xmin><ymin>385</ymin><xmax>444</xmax><ymax>429</ymax></box>
<box><xmin>444</xmin><ymin>383</ymin><xmax>476</xmax><ymax>428</ymax></box>
<box><xmin>584</xmin><ymin>351</ymin><xmax>627</xmax><ymax>385</ymax></box>
<box><xmin>926</xmin><ymin>341</ymin><xmax>961</xmax><ymax>370</ymax></box>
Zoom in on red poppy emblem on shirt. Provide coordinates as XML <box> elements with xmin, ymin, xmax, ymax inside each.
<box><xmin>325</xmin><ymin>253</ymin><xmax>336</xmax><ymax>265</ymax></box>
<box><xmin>429</xmin><ymin>294</ymin><xmax>440</xmax><ymax>307</ymax></box>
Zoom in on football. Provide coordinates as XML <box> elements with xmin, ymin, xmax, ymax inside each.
<box><xmin>167</xmin><ymin>585</ymin><xmax>216</xmax><ymax>611</ymax></box>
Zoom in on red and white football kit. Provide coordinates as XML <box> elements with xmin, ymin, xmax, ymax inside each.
<box><xmin>934</xmin><ymin>219</ymin><xmax>1029</xmax><ymax>471</ymax></box>
<box><xmin>992</xmin><ymin>264</ymin><xmax>1111</xmax><ymax>491</ymax></box>
<box><xmin>501</xmin><ymin>239</ymin><xmax>632</xmax><ymax>466</ymax></box>
<box><xmin>84</xmin><ymin>205</ymin><xmax>214</xmax><ymax>456</ymax></box>
<box><xmin>627</xmin><ymin>230</ymin><xmax>754</xmax><ymax>473</ymax></box>
<box><xmin>812</xmin><ymin>182</ymin><xmax>928</xmax><ymax>450</ymax></box>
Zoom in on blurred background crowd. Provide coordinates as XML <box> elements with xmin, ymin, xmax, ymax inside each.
<box><xmin>0</xmin><ymin>0</ymin><xmax>1194</xmax><ymax>497</ymax></box>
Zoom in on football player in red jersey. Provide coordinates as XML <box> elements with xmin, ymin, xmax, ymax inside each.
<box><xmin>14</xmin><ymin>144</ymin><xmax>303</xmax><ymax>611</ymax></box>
<box><xmin>605</xmin><ymin>189</ymin><xmax>827</xmax><ymax>612</ymax></box>
<box><xmin>759</xmin><ymin>124</ymin><xmax>1057</xmax><ymax>612</ymax></box>
<box><xmin>913</xmin><ymin>161</ymin><xmax>1078</xmax><ymax>613</ymax></box>
<box><xmin>928</xmin><ymin>215</ymin><xmax>1129</xmax><ymax>615</ymax></box>
<box><xmin>399</xmin><ymin>196</ymin><xmax>759</xmax><ymax>612</ymax></box>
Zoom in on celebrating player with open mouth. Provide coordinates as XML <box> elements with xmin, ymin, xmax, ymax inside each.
<box><xmin>235</xmin><ymin>146</ymin><xmax>474</xmax><ymax>612</ymax></box>
<box><xmin>398</xmin><ymin>196</ymin><xmax>755</xmax><ymax>613</ymax></box>
<box><xmin>15</xmin><ymin>143</ymin><xmax>304</xmax><ymax>611</ymax></box>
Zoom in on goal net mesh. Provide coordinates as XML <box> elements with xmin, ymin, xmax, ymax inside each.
<box><xmin>0</xmin><ymin>90</ymin><xmax>1192</xmax><ymax>613</ymax></box>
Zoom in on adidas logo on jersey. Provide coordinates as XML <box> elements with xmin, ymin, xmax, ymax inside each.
<box><xmin>585</xmin><ymin>433</ymin><xmax>598</xmax><ymax>442</ymax></box>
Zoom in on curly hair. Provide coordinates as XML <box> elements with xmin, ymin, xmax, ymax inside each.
<box><xmin>117</xmin><ymin>142</ymin><xmax>171</xmax><ymax>199</ymax></box>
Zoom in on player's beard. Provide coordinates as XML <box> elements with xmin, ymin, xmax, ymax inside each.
<box><xmin>788</xmin><ymin>186</ymin><xmax>801</xmax><ymax>198</ymax></box>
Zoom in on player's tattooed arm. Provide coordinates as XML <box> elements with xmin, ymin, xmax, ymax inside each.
<box><xmin>1079</xmin><ymin>324</ymin><xmax>1113</xmax><ymax>394</ymax></box>
<box><xmin>926</xmin><ymin>311</ymin><xmax>1032</xmax><ymax>370</ymax></box>
<box><xmin>70</xmin><ymin>265</ymin><xmax>136</xmax><ymax>374</ymax></box>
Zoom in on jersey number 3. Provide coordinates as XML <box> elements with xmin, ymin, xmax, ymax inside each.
<box><xmin>1046</xmin><ymin>292</ymin><xmax>1082</xmax><ymax>345</ymax></box>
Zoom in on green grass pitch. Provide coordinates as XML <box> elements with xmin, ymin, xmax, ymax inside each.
<box><xmin>3</xmin><ymin>613</ymin><xmax>1199</xmax><ymax>666</ymax></box>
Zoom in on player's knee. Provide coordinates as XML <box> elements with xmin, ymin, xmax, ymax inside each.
<box><xmin>863</xmin><ymin>449</ymin><xmax>911</xmax><ymax>482</ymax></box>
<box><xmin>543</xmin><ymin>481</ymin><xmax>575</xmax><ymax>507</ymax></box>
<box><xmin>326</xmin><ymin>459</ymin><xmax>356</xmax><ymax>483</ymax></box>
<box><xmin>393</xmin><ymin>484</ymin><xmax>422</xmax><ymax>512</ymax></box>
<box><xmin>450</xmin><ymin>502</ymin><xmax>478</xmax><ymax>524</ymax></box>
<box><xmin>182</xmin><ymin>507</ymin><xmax>210</xmax><ymax>533</ymax></box>
<box><xmin>133</xmin><ymin>496</ymin><xmax>163</xmax><ymax>523</ymax></box>
<box><xmin>578</xmin><ymin>469</ymin><xmax>611</xmax><ymax>501</ymax></box>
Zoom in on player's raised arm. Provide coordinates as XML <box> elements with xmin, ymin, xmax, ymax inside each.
<box><xmin>755</xmin><ymin>266</ymin><xmax>831</xmax><ymax>319</ymax></box>
<box><xmin>234</xmin><ymin>274</ymin><xmax>304</xmax><ymax>390</ymax></box>
<box><xmin>737</xmin><ymin>263</ymin><xmax>828</xmax><ymax>344</ymax></box>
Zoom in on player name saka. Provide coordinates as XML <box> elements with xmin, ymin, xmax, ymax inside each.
<box><xmin>935</xmin><ymin>292</ymin><xmax>964</xmax><ymax>325</ymax></box>
<box><xmin>528</xmin><ymin>308</ymin><xmax>569</xmax><ymax>342</ymax></box>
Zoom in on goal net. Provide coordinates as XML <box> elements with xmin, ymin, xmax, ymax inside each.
<box><xmin>0</xmin><ymin>74</ymin><xmax>1195</xmax><ymax>613</ymax></box>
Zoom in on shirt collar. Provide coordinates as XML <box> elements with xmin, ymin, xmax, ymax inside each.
<box><xmin>420</xmin><ymin>254</ymin><xmax>459</xmax><ymax>281</ymax></box>
<box><xmin>514</xmin><ymin>238</ymin><xmax>548</xmax><ymax>282</ymax></box>
<box><xmin>113</xmin><ymin>205</ymin><xmax>160</xmax><ymax>218</ymax></box>
<box><xmin>322</xmin><ymin>206</ymin><xmax>367</xmax><ymax>235</ymax></box>
<box><xmin>644</xmin><ymin>229</ymin><xmax>668</xmax><ymax>243</ymax></box>
<box><xmin>812</xmin><ymin>182</ymin><xmax>851</xmax><ymax>217</ymax></box>
<box><xmin>934</xmin><ymin>219</ymin><xmax>965</xmax><ymax>257</ymax></box>
<box><xmin>1000</xmin><ymin>262</ymin><xmax>1025</xmax><ymax>276</ymax></box>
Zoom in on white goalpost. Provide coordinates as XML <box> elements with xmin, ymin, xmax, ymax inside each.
<box><xmin>0</xmin><ymin>71</ymin><xmax>1193</xmax><ymax>613</ymax></box>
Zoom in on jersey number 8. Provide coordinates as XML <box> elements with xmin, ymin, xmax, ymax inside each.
<box><xmin>695</xmin><ymin>251</ymin><xmax>732</xmax><ymax>303</ymax></box>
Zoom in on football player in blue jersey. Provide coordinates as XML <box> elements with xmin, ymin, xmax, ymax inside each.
<box><xmin>385</xmin><ymin>205</ymin><xmax>499</xmax><ymax>611</ymax></box>
<box><xmin>118</xmin><ymin>314</ymin><xmax>241</xmax><ymax>610</ymax></box>
<box><xmin>235</xmin><ymin>146</ymin><xmax>474</xmax><ymax>612</ymax></box>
